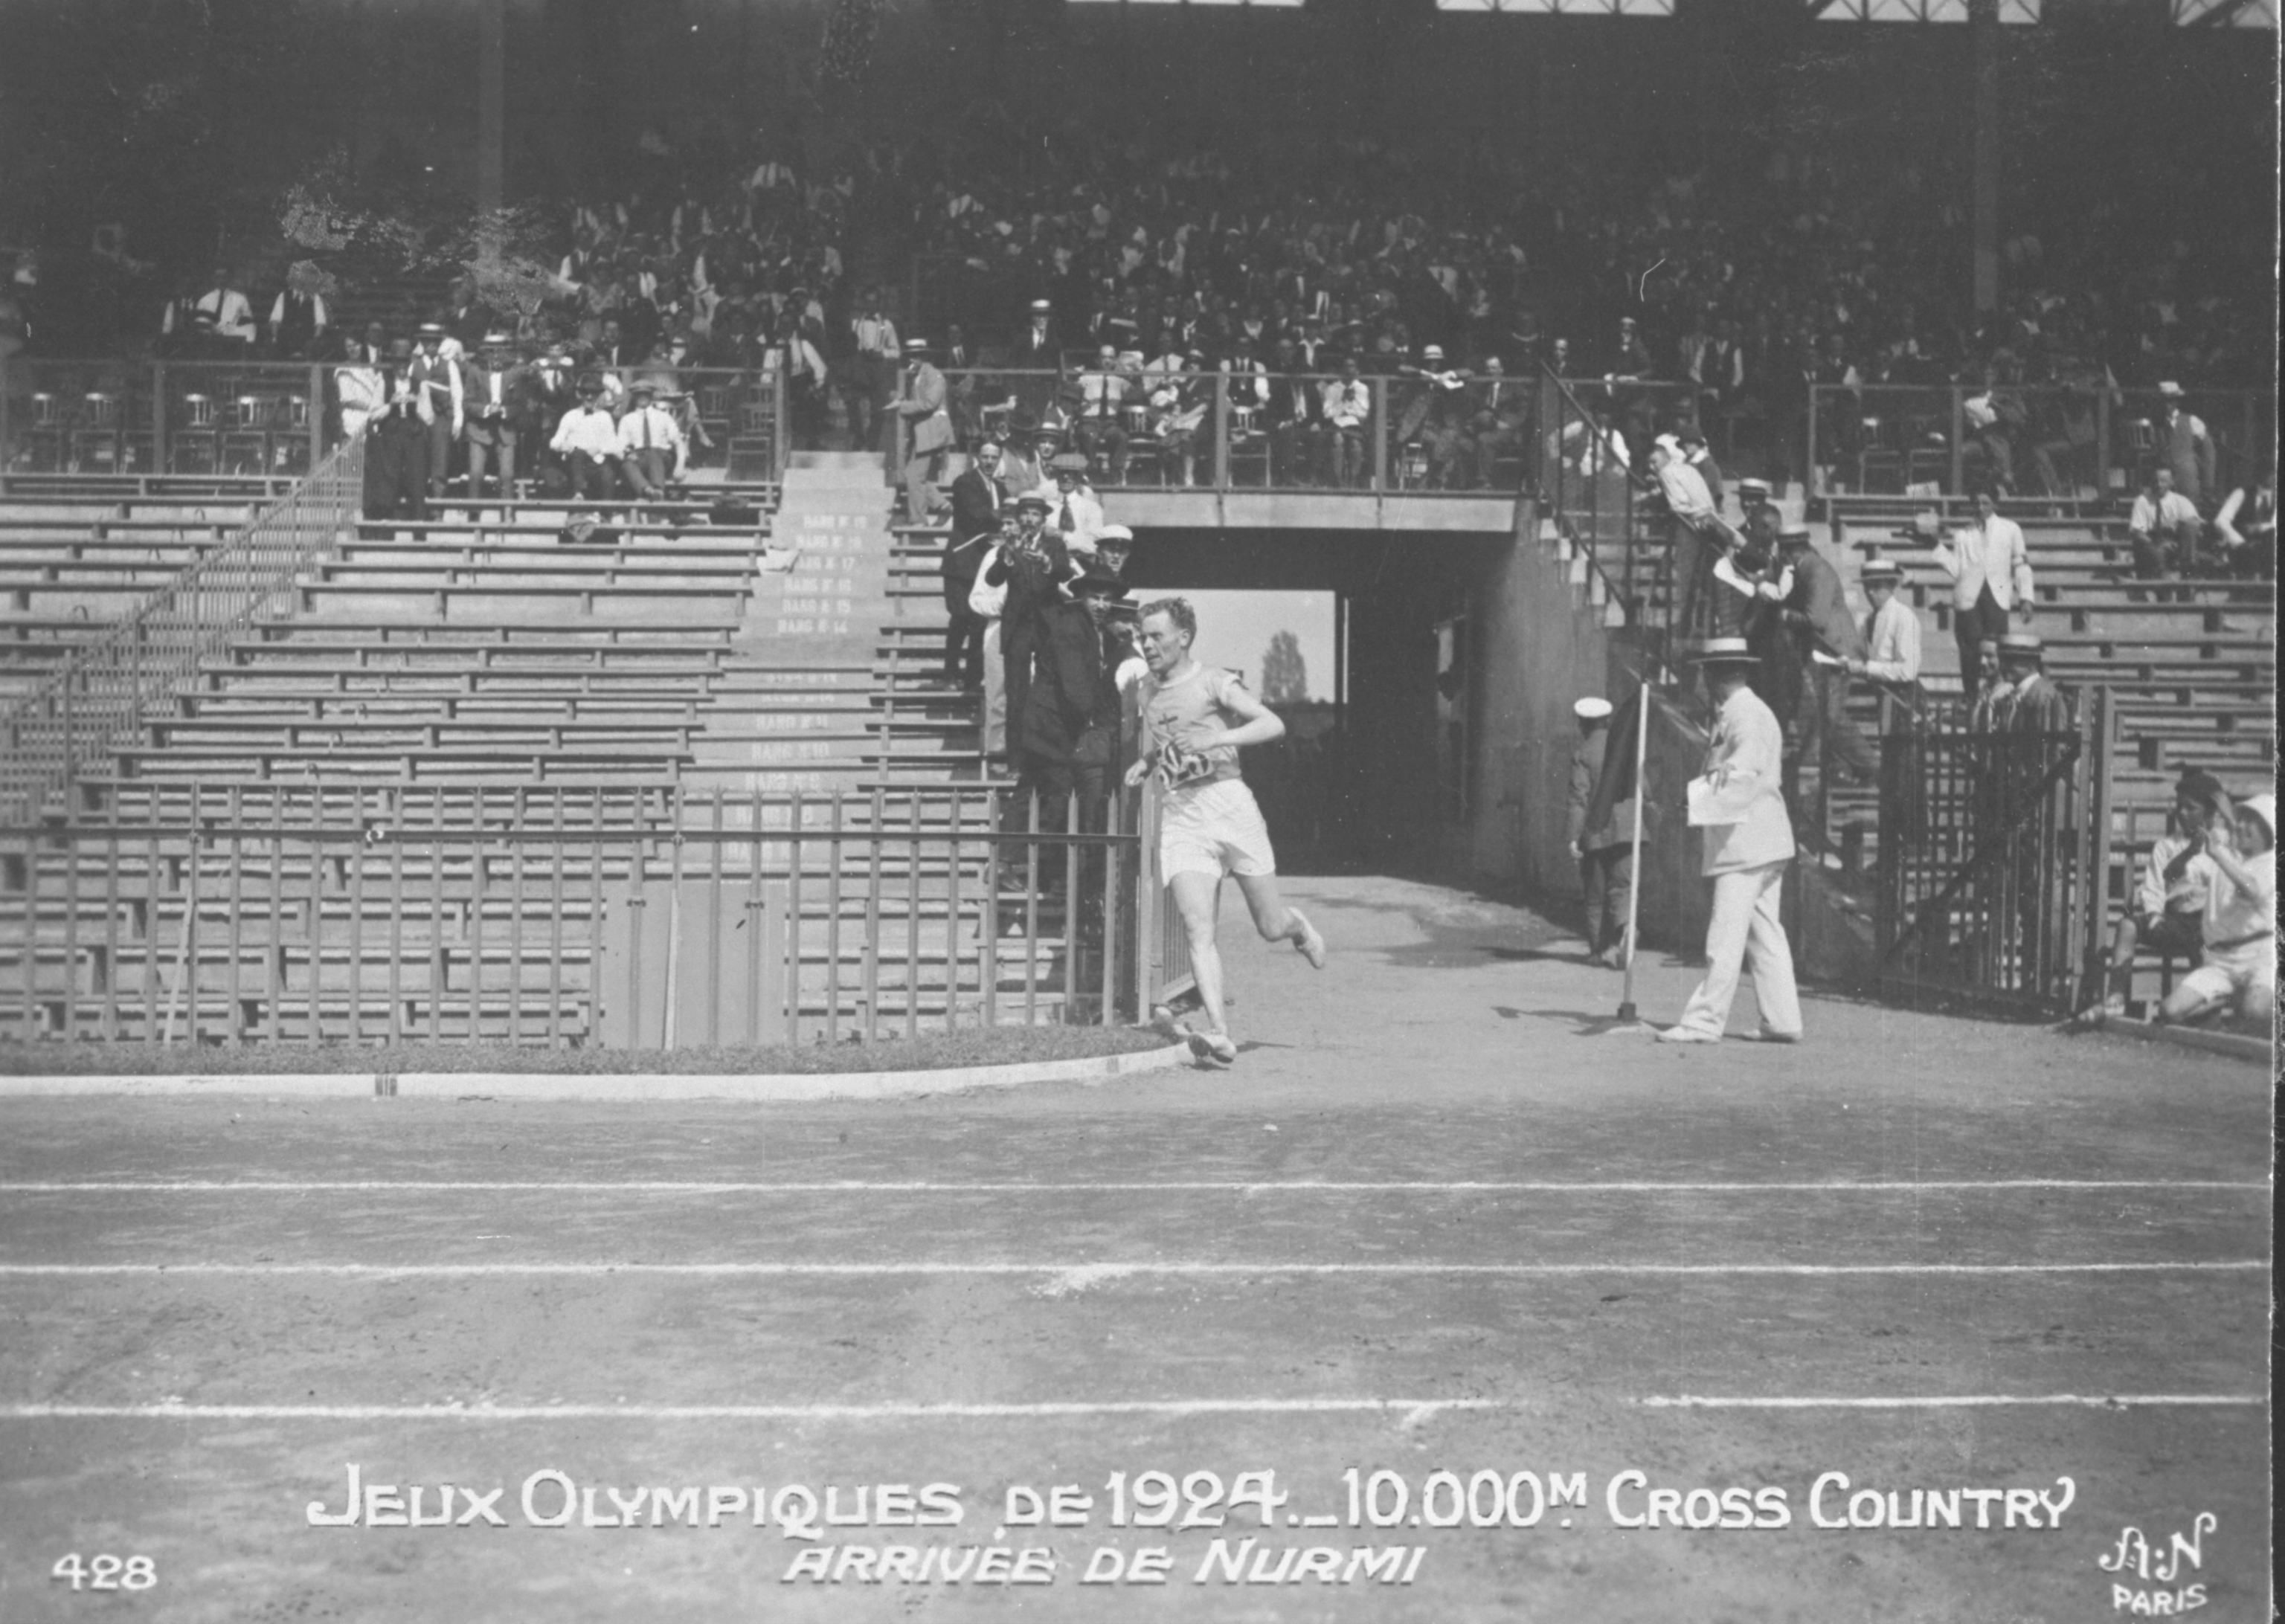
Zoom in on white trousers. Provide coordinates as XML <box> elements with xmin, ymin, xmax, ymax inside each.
<box><xmin>1676</xmin><ymin>861</ymin><xmax>1802</xmax><ymax>1039</ymax></box>
<box><xmin>981</xmin><ymin>619</ymin><xmax>1006</xmax><ymax>758</ymax></box>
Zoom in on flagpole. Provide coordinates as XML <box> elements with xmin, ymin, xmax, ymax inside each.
<box><xmin>1614</xmin><ymin>674</ymin><xmax>1651</xmax><ymax>1025</ymax></box>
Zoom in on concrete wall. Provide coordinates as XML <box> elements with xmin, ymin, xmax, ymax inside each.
<box><xmin>1462</xmin><ymin>497</ymin><xmax>1614</xmax><ymax>895</ymax></box>
<box><xmin>1457</xmin><ymin>497</ymin><xmax>1713</xmax><ymax>955</ymax></box>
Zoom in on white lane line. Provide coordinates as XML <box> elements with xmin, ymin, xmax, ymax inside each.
<box><xmin>0</xmin><ymin>1179</ymin><xmax>2269</xmax><ymax>1194</ymax></box>
<box><xmin>1641</xmin><ymin>1394</ymin><xmax>2268</xmax><ymax>1410</ymax></box>
<box><xmin>0</xmin><ymin>1261</ymin><xmax>2263</xmax><ymax>1278</ymax></box>
<box><xmin>0</xmin><ymin>1395</ymin><xmax>2263</xmax><ymax>1422</ymax></box>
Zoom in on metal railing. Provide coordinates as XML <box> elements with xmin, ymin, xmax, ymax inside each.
<box><xmin>900</xmin><ymin>367</ymin><xmax>1545</xmax><ymax>497</ymax></box>
<box><xmin>0</xmin><ymin>439</ymin><xmax>364</xmax><ymax>824</ymax></box>
<box><xmin>1809</xmin><ymin>383</ymin><xmax>2277</xmax><ymax>504</ymax></box>
<box><xmin>1536</xmin><ymin>365</ymin><xmax>1665</xmax><ymax>645</ymax></box>
<box><xmin>1868</xmin><ymin>688</ymin><xmax>2111</xmax><ymax>1018</ymax></box>
<box><xmin>0</xmin><ymin>780</ymin><xmax>1147</xmax><ymax>1048</ymax></box>
<box><xmin>1</xmin><ymin>358</ymin><xmax>788</xmax><ymax>489</ymax></box>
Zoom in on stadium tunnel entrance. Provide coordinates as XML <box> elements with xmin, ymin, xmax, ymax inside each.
<box><xmin>1122</xmin><ymin>515</ymin><xmax>1605</xmax><ymax>889</ymax></box>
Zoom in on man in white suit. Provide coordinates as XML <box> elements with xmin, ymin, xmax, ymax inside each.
<box><xmin>1921</xmin><ymin>487</ymin><xmax>2034</xmax><ymax>684</ymax></box>
<box><xmin>1660</xmin><ymin>637</ymin><xmax>1803</xmax><ymax>1044</ymax></box>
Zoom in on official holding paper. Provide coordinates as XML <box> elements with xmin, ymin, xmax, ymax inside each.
<box><xmin>1660</xmin><ymin>637</ymin><xmax>1803</xmax><ymax>1044</ymax></box>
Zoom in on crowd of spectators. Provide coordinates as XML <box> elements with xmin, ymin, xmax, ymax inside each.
<box><xmin>896</xmin><ymin>126</ymin><xmax>2273</xmax><ymax>492</ymax></box>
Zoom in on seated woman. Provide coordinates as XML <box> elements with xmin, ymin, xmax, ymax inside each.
<box><xmin>2159</xmin><ymin>793</ymin><xmax>2275</xmax><ymax>1029</ymax></box>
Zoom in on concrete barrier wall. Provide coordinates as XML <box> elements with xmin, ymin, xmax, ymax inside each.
<box><xmin>1464</xmin><ymin>500</ymin><xmax>1616</xmax><ymax>893</ymax></box>
<box><xmin>1462</xmin><ymin>499</ymin><xmax>1712</xmax><ymax>956</ymax></box>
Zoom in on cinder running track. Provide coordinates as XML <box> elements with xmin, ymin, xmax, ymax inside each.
<box><xmin>0</xmin><ymin>876</ymin><xmax>2269</xmax><ymax>1622</ymax></box>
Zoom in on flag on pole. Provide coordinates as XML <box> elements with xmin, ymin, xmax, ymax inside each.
<box><xmin>1582</xmin><ymin>680</ymin><xmax>1646</xmax><ymax>838</ymax></box>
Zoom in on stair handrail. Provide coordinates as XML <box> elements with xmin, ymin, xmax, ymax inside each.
<box><xmin>0</xmin><ymin>437</ymin><xmax>365</xmax><ymax>823</ymax></box>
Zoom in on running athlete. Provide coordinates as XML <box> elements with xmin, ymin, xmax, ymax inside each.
<box><xmin>1125</xmin><ymin>598</ymin><xmax>1326</xmax><ymax>1064</ymax></box>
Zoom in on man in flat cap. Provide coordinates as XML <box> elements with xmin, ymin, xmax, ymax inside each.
<box><xmin>943</xmin><ymin>439</ymin><xmax>1007</xmax><ymax>691</ymax></box>
<box><xmin>460</xmin><ymin>330</ymin><xmax>521</xmax><ymax>512</ymax></box>
<box><xmin>2153</xmin><ymin>383</ymin><xmax>2216</xmax><ymax>507</ymax></box>
<box><xmin>1567</xmin><ymin>695</ymin><xmax>1636</xmax><ymax>967</ymax></box>
<box><xmin>549</xmin><ymin>375</ymin><xmax>624</xmax><ymax>503</ymax></box>
<box><xmin>985</xmin><ymin>492</ymin><xmax>1080</xmax><ymax>789</ymax></box>
<box><xmin>1046</xmin><ymin>452</ymin><xmax>1103</xmax><ymax>553</ymax></box>
<box><xmin>1650</xmin><ymin>432</ymin><xmax>1726</xmax><ymax>646</ymax></box>
<box><xmin>616</xmin><ymin>379</ymin><xmax>686</xmax><ymax>500</ymax></box>
<box><xmin>891</xmin><ymin>335</ymin><xmax>951</xmax><ymax>522</ymax></box>
<box><xmin>1775</xmin><ymin>523</ymin><xmax>1877</xmax><ymax>816</ymax></box>
<box><xmin>1013</xmin><ymin>297</ymin><xmax>1061</xmax><ymax>420</ymax></box>
<box><xmin>1660</xmin><ymin>637</ymin><xmax>1802</xmax><ymax>1044</ymax></box>
<box><xmin>1988</xmin><ymin>631</ymin><xmax>2069</xmax><ymax>734</ymax></box>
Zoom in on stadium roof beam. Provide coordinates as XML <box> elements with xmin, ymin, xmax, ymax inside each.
<box><xmin>2173</xmin><ymin>0</ymin><xmax>2278</xmax><ymax>25</ymax></box>
<box><xmin>1438</xmin><ymin>0</ymin><xmax>1676</xmax><ymax>12</ymax></box>
<box><xmin>1810</xmin><ymin>0</ymin><xmax>2040</xmax><ymax>20</ymax></box>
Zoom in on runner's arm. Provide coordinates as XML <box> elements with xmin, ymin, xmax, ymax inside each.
<box><xmin>1197</xmin><ymin>676</ymin><xmax>1286</xmax><ymax>751</ymax></box>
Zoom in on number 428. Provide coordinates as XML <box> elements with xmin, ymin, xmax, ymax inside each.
<box><xmin>52</xmin><ymin>1553</ymin><xmax>157</xmax><ymax>1591</ymax></box>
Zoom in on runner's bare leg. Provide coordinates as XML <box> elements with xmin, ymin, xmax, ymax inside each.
<box><xmin>1170</xmin><ymin>871</ymin><xmax>1230</xmax><ymax>1036</ymax></box>
<box><xmin>1234</xmin><ymin>873</ymin><xmax>1325</xmax><ymax>966</ymax></box>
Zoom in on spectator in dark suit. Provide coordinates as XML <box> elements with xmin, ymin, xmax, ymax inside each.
<box><xmin>1265</xmin><ymin>349</ymin><xmax>1328</xmax><ymax>487</ymax></box>
<box><xmin>1775</xmin><ymin>525</ymin><xmax>1877</xmax><ymax>812</ymax></box>
<box><xmin>943</xmin><ymin>439</ymin><xmax>1006</xmax><ymax>689</ymax></box>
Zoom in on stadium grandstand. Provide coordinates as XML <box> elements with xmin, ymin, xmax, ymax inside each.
<box><xmin>1</xmin><ymin>4</ymin><xmax>2277</xmax><ymax>1620</ymax></box>
<box><xmin>0</xmin><ymin>0</ymin><xmax>2272</xmax><ymax>1046</ymax></box>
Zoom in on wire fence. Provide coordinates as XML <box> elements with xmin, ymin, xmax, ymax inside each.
<box><xmin>0</xmin><ymin>439</ymin><xmax>365</xmax><ymax>825</ymax></box>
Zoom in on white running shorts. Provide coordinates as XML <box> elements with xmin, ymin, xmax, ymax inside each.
<box><xmin>1159</xmin><ymin>779</ymin><xmax>1276</xmax><ymax>882</ymax></box>
<box><xmin>2174</xmin><ymin>937</ymin><xmax>2275</xmax><ymax>1008</ymax></box>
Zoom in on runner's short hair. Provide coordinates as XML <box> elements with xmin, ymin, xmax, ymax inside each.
<box><xmin>1140</xmin><ymin>597</ymin><xmax>1195</xmax><ymax>641</ymax></box>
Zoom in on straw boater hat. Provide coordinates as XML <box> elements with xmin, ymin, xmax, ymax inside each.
<box><xmin>1685</xmin><ymin>636</ymin><xmax>1760</xmax><ymax>666</ymax></box>
<box><xmin>1737</xmin><ymin>477</ymin><xmax>1773</xmax><ymax>503</ymax></box>
<box><xmin>2238</xmin><ymin>793</ymin><xmax>2275</xmax><ymax>841</ymax></box>
<box><xmin>1573</xmin><ymin>696</ymin><xmax>1613</xmax><ymax>721</ymax></box>
<box><xmin>903</xmin><ymin>336</ymin><xmax>931</xmax><ymax>355</ymax></box>
<box><xmin>1778</xmin><ymin>524</ymin><xmax>1816</xmax><ymax>549</ymax></box>
<box><xmin>1014</xmin><ymin>492</ymin><xmax>1051</xmax><ymax>513</ymax></box>
<box><xmin>1996</xmin><ymin>630</ymin><xmax>2044</xmax><ymax>662</ymax></box>
<box><xmin>1860</xmin><ymin>558</ymin><xmax>1903</xmax><ymax>584</ymax></box>
<box><xmin>1048</xmin><ymin>451</ymin><xmax>1090</xmax><ymax>475</ymax></box>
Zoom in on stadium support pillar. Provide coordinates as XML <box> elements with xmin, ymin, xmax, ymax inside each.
<box><xmin>1970</xmin><ymin>0</ymin><xmax>2000</xmax><ymax>315</ymax></box>
<box><xmin>477</xmin><ymin>0</ymin><xmax>506</xmax><ymax>249</ymax></box>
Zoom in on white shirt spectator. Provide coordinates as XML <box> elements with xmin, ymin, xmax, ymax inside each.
<box><xmin>1860</xmin><ymin>595</ymin><xmax>1923</xmax><ymax>683</ymax></box>
<box><xmin>1322</xmin><ymin>378</ymin><xmax>1371</xmax><ymax>429</ymax></box>
<box><xmin>616</xmin><ymin>402</ymin><xmax>686</xmax><ymax>462</ymax></box>
<box><xmin>1931</xmin><ymin>515</ymin><xmax>2034</xmax><ymax>611</ymax></box>
<box><xmin>1078</xmin><ymin>367</ymin><xmax>1128</xmax><ymax>419</ymax></box>
<box><xmin>2202</xmin><ymin>846</ymin><xmax>2273</xmax><ymax>950</ymax></box>
<box><xmin>551</xmin><ymin>402</ymin><xmax>623</xmax><ymax>460</ymax></box>
<box><xmin>2127</xmin><ymin>487</ymin><xmax>2200</xmax><ymax>538</ymax></box>
<box><xmin>1654</xmin><ymin>456</ymin><xmax>1718</xmax><ymax>529</ymax></box>
<box><xmin>335</xmin><ymin>361</ymin><xmax>385</xmax><ymax>437</ymax></box>
<box><xmin>166</xmin><ymin>286</ymin><xmax>257</xmax><ymax>343</ymax></box>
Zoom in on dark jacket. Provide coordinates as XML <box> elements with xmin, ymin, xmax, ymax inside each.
<box><xmin>945</xmin><ymin>468</ymin><xmax>1004</xmax><ymax>582</ymax></box>
<box><xmin>1567</xmin><ymin>727</ymin><xmax>1636</xmax><ymax>852</ymax></box>
<box><xmin>1782</xmin><ymin>548</ymin><xmax>1868</xmax><ymax>664</ymax></box>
